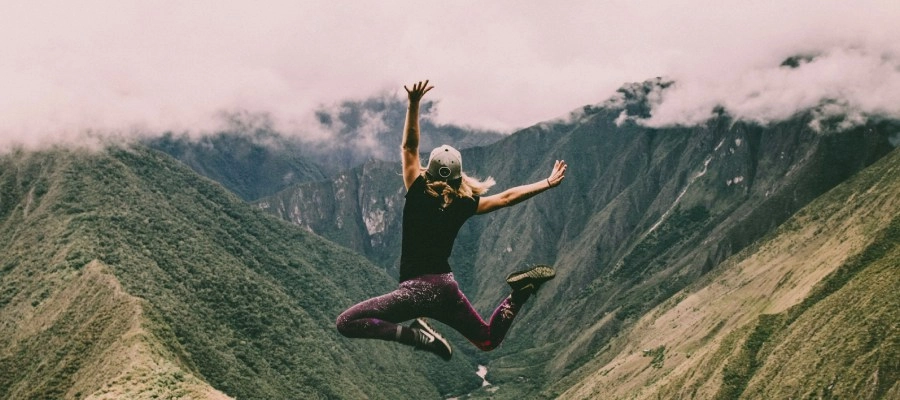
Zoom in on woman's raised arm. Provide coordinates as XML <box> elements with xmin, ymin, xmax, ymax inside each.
<box><xmin>401</xmin><ymin>80</ymin><xmax>433</xmax><ymax>189</ymax></box>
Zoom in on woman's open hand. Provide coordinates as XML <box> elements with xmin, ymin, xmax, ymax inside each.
<box><xmin>404</xmin><ymin>80</ymin><xmax>433</xmax><ymax>103</ymax></box>
<box><xmin>547</xmin><ymin>160</ymin><xmax>567</xmax><ymax>188</ymax></box>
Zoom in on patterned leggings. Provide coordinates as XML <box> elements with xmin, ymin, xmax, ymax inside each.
<box><xmin>335</xmin><ymin>273</ymin><xmax>527</xmax><ymax>351</ymax></box>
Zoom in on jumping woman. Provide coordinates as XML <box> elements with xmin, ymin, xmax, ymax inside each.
<box><xmin>335</xmin><ymin>80</ymin><xmax>567</xmax><ymax>360</ymax></box>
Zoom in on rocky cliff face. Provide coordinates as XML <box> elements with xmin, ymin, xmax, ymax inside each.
<box><xmin>256</xmin><ymin>81</ymin><xmax>898</xmax><ymax>397</ymax></box>
<box><xmin>257</xmin><ymin>159</ymin><xmax>406</xmax><ymax>274</ymax></box>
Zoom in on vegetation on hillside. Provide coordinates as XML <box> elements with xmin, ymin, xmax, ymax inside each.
<box><xmin>552</xmin><ymin>148</ymin><xmax>899</xmax><ymax>399</ymax></box>
<box><xmin>0</xmin><ymin>147</ymin><xmax>481</xmax><ymax>399</ymax></box>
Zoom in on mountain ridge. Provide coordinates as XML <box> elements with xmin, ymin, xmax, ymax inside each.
<box><xmin>0</xmin><ymin>147</ymin><xmax>481</xmax><ymax>399</ymax></box>
<box><xmin>555</xmin><ymin>147</ymin><xmax>899</xmax><ymax>399</ymax></box>
<box><xmin>147</xmin><ymin>94</ymin><xmax>504</xmax><ymax>201</ymax></box>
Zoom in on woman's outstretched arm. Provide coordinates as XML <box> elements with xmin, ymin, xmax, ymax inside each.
<box><xmin>476</xmin><ymin>160</ymin><xmax>567</xmax><ymax>214</ymax></box>
<box><xmin>401</xmin><ymin>80</ymin><xmax>433</xmax><ymax>189</ymax></box>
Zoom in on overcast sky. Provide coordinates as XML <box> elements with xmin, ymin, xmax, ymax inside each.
<box><xmin>2</xmin><ymin>0</ymin><xmax>899</xmax><ymax>149</ymax></box>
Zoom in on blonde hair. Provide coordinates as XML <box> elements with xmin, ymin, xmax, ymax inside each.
<box><xmin>421</xmin><ymin>168</ymin><xmax>495</xmax><ymax>206</ymax></box>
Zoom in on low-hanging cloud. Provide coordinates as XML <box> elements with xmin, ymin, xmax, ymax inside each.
<box><xmin>2</xmin><ymin>0</ymin><xmax>899</xmax><ymax>151</ymax></box>
<box><xmin>638</xmin><ymin>45</ymin><xmax>900</xmax><ymax>130</ymax></box>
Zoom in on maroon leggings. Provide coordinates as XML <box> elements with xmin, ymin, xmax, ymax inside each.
<box><xmin>335</xmin><ymin>273</ymin><xmax>527</xmax><ymax>351</ymax></box>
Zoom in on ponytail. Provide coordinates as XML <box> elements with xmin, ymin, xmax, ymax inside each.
<box><xmin>421</xmin><ymin>169</ymin><xmax>495</xmax><ymax>206</ymax></box>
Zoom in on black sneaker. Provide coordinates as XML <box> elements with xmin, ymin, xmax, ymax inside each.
<box><xmin>506</xmin><ymin>265</ymin><xmax>556</xmax><ymax>294</ymax></box>
<box><xmin>410</xmin><ymin>318</ymin><xmax>452</xmax><ymax>361</ymax></box>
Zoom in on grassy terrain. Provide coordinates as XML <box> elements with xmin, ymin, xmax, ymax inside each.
<box><xmin>555</xmin><ymin>148</ymin><xmax>900</xmax><ymax>399</ymax></box>
<box><xmin>0</xmin><ymin>147</ymin><xmax>480</xmax><ymax>399</ymax></box>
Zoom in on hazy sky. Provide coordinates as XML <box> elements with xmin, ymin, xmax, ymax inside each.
<box><xmin>2</xmin><ymin>0</ymin><xmax>899</xmax><ymax>148</ymax></box>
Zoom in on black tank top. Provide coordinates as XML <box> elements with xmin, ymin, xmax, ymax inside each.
<box><xmin>399</xmin><ymin>176</ymin><xmax>479</xmax><ymax>282</ymax></box>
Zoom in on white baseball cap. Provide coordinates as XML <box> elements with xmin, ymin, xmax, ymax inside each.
<box><xmin>427</xmin><ymin>145</ymin><xmax>462</xmax><ymax>181</ymax></box>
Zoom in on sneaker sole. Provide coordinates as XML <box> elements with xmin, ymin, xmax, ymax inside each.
<box><xmin>506</xmin><ymin>265</ymin><xmax>556</xmax><ymax>284</ymax></box>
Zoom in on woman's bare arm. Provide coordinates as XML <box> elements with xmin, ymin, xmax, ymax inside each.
<box><xmin>477</xmin><ymin>160</ymin><xmax>567</xmax><ymax>214</ymax></box>
<box><xmin>401</xmin><ymin>80</ymin><xmax>433</xmax><ymax>189</ymax></box>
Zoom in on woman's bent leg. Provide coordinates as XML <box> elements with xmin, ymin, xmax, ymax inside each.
<box><xmin>336</xmin><ymin>275</ymin><xmax>454</xmax><ymax>344</ymax></box>
<box><xmin>336</xmin><ymin>275</ymin><xmax>456</xmax><ymax>360</ymax></box>
<box><xmin>432</xmin><ymin>277</ymin><xmax>530</xmax><ymax>351</ymax></box>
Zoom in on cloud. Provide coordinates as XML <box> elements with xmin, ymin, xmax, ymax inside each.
<box><xmin>890</xmin><ymin>132</ymin><xmax>900</xmax><ymax>148</ymax></box>
<box><xmin>310</xmin><ymin>93</ymin><xmax>396</xmax><ymax>160</ymax></box>
<box><xmin>1</xmin><ymin>0</ymin><xmax>899</xmax><ymax>150</ymax></box>
<box><xmin>639</xmin><ymin>46</ymin><xmax>900</xmax><ymax>130</ymax></box>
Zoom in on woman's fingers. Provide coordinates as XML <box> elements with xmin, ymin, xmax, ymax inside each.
<box><xmin>405</xmin><ymin>80</ymin><xmax>433</xmax><ymax>101</ymax></box>
<box><xmin>554</xmin><ymin>160</ymin><xmax>566</xmax><ymax>175</ymax></box>
<box><xmin>552</xmin><ymin>160</ymin><xmax>567</xmax><ymax>185</ymax></box>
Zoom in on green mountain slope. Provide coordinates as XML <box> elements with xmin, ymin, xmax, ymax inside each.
<box><xmin>0</xmin><ymin>147</ymin><xmax>480</xmax><ymax>399</ymax></box>
<box><xmin>556</xmin><ymin>147</ymin><xmax>900</xmax><ymax>399</ymax></box>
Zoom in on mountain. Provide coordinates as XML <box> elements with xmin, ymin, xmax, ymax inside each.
<box><xmin>0</xmin><ymin>147</ymin><xmax>481</xmax><ymax>399</ymax></box>
<box><xmin>556</xmin><ymin>146</ymin><xmax>899</xmax><ymax>399</ymax></box>
<box><xmin>255</xmin><ymin>159</ymin><xmax>405</xmax><ymax>276</ymax></box>
<box><xmin>255</xmin><ymin>79</ymin><xmax>899</xmax><ymax>398</ymax></box>
<box><xmin>146</xmin><ymin>130</ymin><xmax>328</xmax><ymax>202</ymax></box>
<box><xmin>308</xmin><ymin>94</ymin><xmax>505</xmax><ymax>172</ymax></box>
<box><xmin>147</xmin><ymin>94</ymin><xmax>504</xmax><ymax>201</ymax></box>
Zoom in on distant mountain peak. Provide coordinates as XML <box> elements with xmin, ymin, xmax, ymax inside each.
<box><xmin>594</xmin><ymin>77</ymin><xmax>675</xmax><ymax>116</ymax></box>
<box><xmin>780</xmin><ymin>53</ymin><xmax>821</xmax><ymax>69</ymax></box>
